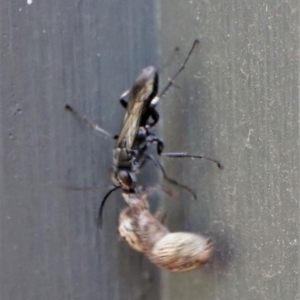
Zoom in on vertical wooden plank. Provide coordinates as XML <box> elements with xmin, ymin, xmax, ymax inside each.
<box><xmin>0</xmin><ymin>0</ymin><xmax>161</xmax><ymax>299</ymax></box>
<box><xmin>158</xmin><ymin>0</ymin><xmax>298</xmax><ymax>299</ymax></box>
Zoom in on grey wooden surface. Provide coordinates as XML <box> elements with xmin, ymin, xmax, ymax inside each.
<box><xmin>0</xmin><ymin>0</ymin><xmax>298</xmax><ymax>300</ymax></box>
<box><xmin>0</xmin><ymin>1</ymin><xmax>160</xmax><ymax>299</ymax></box>
<box><xmin>159</xmin><ymin>0</ymin><xmax>299</xmax><ymax>300</ymax></box>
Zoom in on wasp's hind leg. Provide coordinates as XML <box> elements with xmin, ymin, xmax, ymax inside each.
<box><xmin>119</xmin><ymin>90</ymin><xmax>130</xmax><ymax>109</ymax></box>
<box><xmin>144</xmin><ymin>154</ymin><xmax>197</xmax><ymax>200</ymax></box>
<box><xmin>146</xmin><ymin>106</ymin><xmax>160</xmax><ymax>128</ymax></box>
<box><xmin>161</xmin><ymin>152</ymin><xmax>223</xmax><ymax>169</ymax></box>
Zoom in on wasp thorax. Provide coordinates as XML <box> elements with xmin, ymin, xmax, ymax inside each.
<box><xmin>113</xmin><ymin>148</ymin><xmax>132</xmax><ymax>165</ymax></box>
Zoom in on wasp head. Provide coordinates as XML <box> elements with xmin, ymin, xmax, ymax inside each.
<box><xmin>111</xmin><ymin>169</ymin><xmax>137</xmax><ymax>192</ymax></box>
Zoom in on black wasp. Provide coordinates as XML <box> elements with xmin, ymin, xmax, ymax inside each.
<box><xmin>66</xmin><ymin>39</ymin><xmax>222</xmax><ymax>226</ymax></box>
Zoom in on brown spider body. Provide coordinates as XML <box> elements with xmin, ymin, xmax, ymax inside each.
<box><xmin>118</xmin><ymin>192</ymin><xmax>214</xmax><ymax>272</ymax></box>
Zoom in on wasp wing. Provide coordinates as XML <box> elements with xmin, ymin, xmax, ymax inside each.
<box><xmin>116</xmin><ymin>66</ymin><xmax>157</xmax><ymax>150</ymax></box>
<box><xmin>116</xmin><ymin>101</ymin><xmax>144</xmax><ymax>150</ymax></box>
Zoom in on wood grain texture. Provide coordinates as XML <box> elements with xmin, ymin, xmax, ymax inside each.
<box><xmin>0</xmin><ymin>0</ymin><xmax>298</xmax><ymax>299</ymax></box>
<box><xmin>158</xmin><ymin>0</ymin><xmax>299</xmax><ymax>299</ymax></box>
<box><xmin>0</xmin><ymin>1</ymin><xmax>160</xmax><ymax>299</ymax></box>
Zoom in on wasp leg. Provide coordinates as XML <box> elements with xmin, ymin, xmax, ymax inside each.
<box><xmin>144</xmin><ymin>133</ymin><xmax>164</xmax><ymax>155</ymax></box>
<box><xmin>119</xmin><ymin>90</ymin><xmax>130</xmax><ymax>109</ymax></box>
<box><xmin>135</xmin><ymin>133</ymin><xmax>164</xmax><ymax>156</ymax></box>
<box><xmin>120</xmin><ymin>99</ymin><xmax>127</xmax><ymax>108</ymax></box>
<box><xmin>159</xmin><ymin>39</ymin><xmax>199</xmax><ymax>98</ymax></box>
<box><xmin>157</xmin><ymin>139</ymin><xmax>164</xmax><ymax>155</ymax></box>
<box><xmin>146</xmin><ymin>106</ymin><xmax>160</xmax><ymax>128</ymax></box>
<box><xmin>65</xmin><ymin>105</ymin><xmax>115</xmax><ymax>139</ymax></box>
<box><xmin>144</xmin><ymin>154</ymin><xmax>197</xmax><ymax>200</ymax></box>
<box><xmin>161</xmin><ymin>152</ymin><xmax>223</xmax><ymax>169</ymax></box>
<box><xmin>153</xmin><ymin>209</ymin><xmax>168</xmax><ymax>225</ymax></box>
<box><xmin>147</xmin><ymin>133</ymin><xmax>164</xmax><ymax>155</ymax></box>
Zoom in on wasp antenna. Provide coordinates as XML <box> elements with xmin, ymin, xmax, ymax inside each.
<box><xmin>97</xmin><ymin>186</ymin><xmax>121</xmax><ymax>229</ymax></box>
